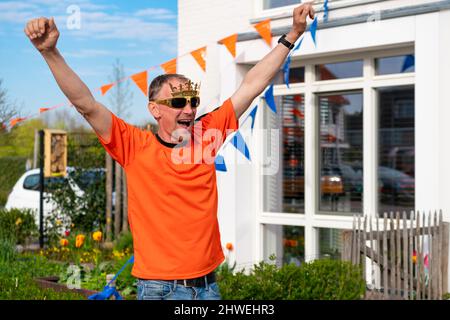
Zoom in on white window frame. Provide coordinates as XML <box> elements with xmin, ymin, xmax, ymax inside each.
<box><xmin>254</xmin><ymin>0</ymin><xmax>381</xmax><ymax>21</ymax></box>
<box><xmin>253</xmin><ymin>46</ymin><xmax>415</xmax><ymax>264</ymax></box>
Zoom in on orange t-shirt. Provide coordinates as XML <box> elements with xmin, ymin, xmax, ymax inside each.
<box><xmin>96</xmin><ymin>98</ymin><xmax>238</xmax><ymax>280</ymax></box>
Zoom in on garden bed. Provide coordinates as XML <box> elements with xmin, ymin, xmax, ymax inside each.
<box><xmin>34</xmin><ymin>276</ymin><xmax>99</xmax><ymax>299</ymax></box>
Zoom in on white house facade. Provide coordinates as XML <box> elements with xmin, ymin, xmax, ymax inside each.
<box><xmin>176</xmin><ymin>0</ymin><xmax>450</xmax><ymax>290</ymax></box>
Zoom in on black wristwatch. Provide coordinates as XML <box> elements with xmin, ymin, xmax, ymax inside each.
<box><xmin>278</xmin><ymin>34</ymin><xmax>295</xmax><ymax>50</ymax></box>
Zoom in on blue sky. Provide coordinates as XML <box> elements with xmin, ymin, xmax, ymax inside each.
<box><xmin>0</xmin><ymin>0</ymin><xmax>178</xmax><ymax>126</ymax></box>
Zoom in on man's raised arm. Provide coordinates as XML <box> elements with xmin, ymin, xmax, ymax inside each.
<box><xmin>231</xmin><ymin>2</ymin><xmax>315</xmax><ymax>119</ymax></box>
<box><xmin>24</xmin><ymin>17</ymin><xmax>112</xmax><ymax>142</ymax></box>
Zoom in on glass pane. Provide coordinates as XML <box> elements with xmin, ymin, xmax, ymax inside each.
<box><xmin>376</xmin><ymin>55</ymin><xmax>415</xmax><ymax>75</ymax></box>
<box><xmin>264</xmin><ymin>95</ymin><xmax>305</xmax><ymax>213</ymax></box>
<box><xmin>378</xmin><ymin>86</ymin><xmax>415</xmax><ymax>213</ymax></box>
<box><xmin>319</xmin><ymin>228</ymin><xmax>343</xmax><ymax>260</ymax></box>
<box><xmin>273</xmin><ymin>66</ymin><xmax>305</xmax><ymax>85</ymax></box>
<box><xmin>316</xmin><ymin>60</ymin><xmax>363</xmax><ymax>80</ymax></box>
<box><xmin>263</xmin><ymin>0</ymin><xmax>298</xmax><ymax>9</ymax></box>
<box><xmin>264</xmin><ymin>225</ymin><xmax>304</xmax><ymax>266</ymax></box>
<box><xmin>23</xmin><ymin>174</ymin><xmax>40</xmax><ymax>191</ymax></box>
<box><xmin>319</xmin><ymin>91</ymin><xmax>363</xmax><ymax>214</ymax></box>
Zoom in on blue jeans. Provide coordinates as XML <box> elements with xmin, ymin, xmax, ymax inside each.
<box><xmin>137</xmin><ymin>279</ymin><xmax>222</xmax><ymax>300</ymax></box>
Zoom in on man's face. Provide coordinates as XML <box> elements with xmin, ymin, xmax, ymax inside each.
<box><xmin>149</xmin><ymin>78</ymin><xmax>198</xmax><ymax>141</ymax></box>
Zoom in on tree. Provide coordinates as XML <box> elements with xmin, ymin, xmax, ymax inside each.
<box><xmin>107</xmin><ymin>59</ymin><xmax>133</xmax><ymax>237</ymax></box>
<box><xmin>108</xmin><ymin>59</ymin><xmax>133</xmax><ymax>119</ymax></box>
<box><xmin>0</xmin><ymin>78</ymin><xmax>19</xmax><ymax>131</ymax></box>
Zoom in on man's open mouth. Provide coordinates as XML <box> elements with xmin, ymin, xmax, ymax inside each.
<box><xmin>177</xmin><ymin>119</ymin><xmax>193</xmax><ymax>128</ymax></box>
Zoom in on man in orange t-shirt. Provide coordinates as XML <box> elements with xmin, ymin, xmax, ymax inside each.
<box><xmin>25</xmin><ymin>3</ymin><xmax>315</xmax><ymax>300</ymax></box>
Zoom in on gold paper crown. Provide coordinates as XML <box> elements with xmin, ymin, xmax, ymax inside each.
<box><xmin>169</xmin><ymin>80</ymin><xmax>200</xmax><ymax>97</ymax></box>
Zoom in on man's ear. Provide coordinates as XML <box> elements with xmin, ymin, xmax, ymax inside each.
<box><xmin>148</xmin><ymin>102</ymin><xmax>161</xmax><ymax>120</ymax></box>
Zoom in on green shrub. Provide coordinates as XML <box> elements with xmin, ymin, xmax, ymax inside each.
<box><xmin>0</xmin><ymin>255</ymin><xmax>84</xmax><ymax>300</ymax></box>
<box><xmin>0</xmin><ymin>208</ymin><xmax>38</xmax><ymax>244</ymax></box>
<box><xmin>216</xmin><ymin>259</ymin><xmax>365</xmax><ymax>300</ymax></box>
<box><xmin>0</xmin><ymin>156</ymin><xmax>27</xmax><ymax>207</ymax></box>
<box><xmin>0</xmin><ymin>237</ymin><xmax>16</xmax><ymax>263</ymax></box>
<box><xmin>114</xmin><ymin>231</ymin><xmax>133</xmax><ymax>251</ymax></box>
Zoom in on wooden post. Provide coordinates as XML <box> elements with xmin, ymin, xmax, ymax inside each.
<box><xmin>377</xmin><ymin>213</ymin><xmax>381</xmax><ymax>293</ymax></box>
<box><xmin>440</xmin><ymin>211</ymin><xmax>449</xmax><ymax>299</ymax></box>
<box><xmin>342</xmin><ymin>230</ymin><xmax>352</xmax><ymax>262</ymax></box>
<box><xmin>363</xmin><ymin>215</ymin><xmax>367</xmax><ymax>282</ymax></box>
<box><xmin>352</xmin><ymin>215</ymin><xmax>357</xmax><ymax>265</ymax></box>
<box><xmin>121</xmin><ymin>168</ymin><xmax>129</xmax><ymax>233</ymax></box>
<box><xmin>357</xmin><ymin>214</ymin><xmax>361</xmax><ymax>266</ymax></box>
<box><xmin>402</xmin><ymin>211</ymin><xmax>408</xmax><ymax>299</ymax></box>
<box><xmin>416</xmin><ymin>211</ymin><xmax>421</xmax><ymax>300</ymax></box>
<box><xmin>409</xmin><ymin>211</ymin><xmax>414</xmax><ymax>300</ymax></box>
<box><xmin>389</xmin><ymin>212</ymin><xmax>395</xmax><ymax>295</ymax></box>
<box><xmin>396</xmin><ymin>211</ymin><xmax>401</xmax><ymax>296</ymax></box>
<box><xmin>383</xmin><ymin>212</ymin><xmax>388</xmax><ymax>298</ymax></box>
<box><xmin>105</xmin><ymin>153</ymin><xmax>113</xmax><ymax>241</ymax></box>
<box><xmin>427</xmin><ymin>212</ymin><xmax>432</xmax><ymax>300</ymax></box>
<box><xmin>114</xmin><ymin>161</ymin><xmax>122</xmax><ymax>238</ymax></box>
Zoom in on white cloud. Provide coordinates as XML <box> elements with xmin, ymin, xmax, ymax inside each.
<box><xmin>135</xmin><ymin>8</ymin><xmax>177</xmax><ymax>20</ymax></box>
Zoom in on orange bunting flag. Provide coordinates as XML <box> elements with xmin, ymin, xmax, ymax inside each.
<box><xmin>253</xmin><ymin>19</ymin><xmax>272</xmax><ymax>47</ymax></box>
<box><xmin>39</xmin><ymin>107</ymin><xmax>50</xmax><ymax>113</ymax></box>
<box><xmin>161</xmin><ymin>58</ymin><xmax>177</xmax><ymax>74</ymax></box>
<box><xmin>130</xmin><ymin>71</ymin><xmax>148</xmax><ymax>96</ymax></box>
<box><xmin>219</xmin><ymin>34</ymin><xmax>238</xmax><ymax>58</ymax></box>
<box><xmin>10</xmin><ymin>117</ymin><xmax>26</xmax><ymax>128</ymax></box>
<box><xmin>100</xmin><ymin>83</ymin><xmax>114</xmax><ymax>96</ymax></box>
<box><xmin>191</xmin><ymin>46</ymin><xmax>207</xmax><ymax>72</ymax></box>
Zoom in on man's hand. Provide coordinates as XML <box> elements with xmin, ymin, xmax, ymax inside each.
<box><xmin>24</xmin><ymin>17</ymin><xmax>59</xmax><ymax>53</ymax></box>
<box><xmin>286</xmin><ymin>2</ymin><xmax>315</xmax><ymax>43</ymax></box>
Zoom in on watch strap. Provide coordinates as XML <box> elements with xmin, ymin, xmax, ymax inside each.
<box><xmin>278</xmin><ymin>34</ymin><xmax>295</xmax><ymax>50</ymax></box>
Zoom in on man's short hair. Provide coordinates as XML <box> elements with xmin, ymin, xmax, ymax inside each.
<box><xmin>148</xmin><ymin>74</ymin><xmax>190</xmax><ymax>101</ymax></box>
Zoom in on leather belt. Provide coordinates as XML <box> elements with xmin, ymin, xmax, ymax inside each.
<box><xmin>175</xmin><ymin>271</ymin><xmax>216</xmax><ymax>288</ymax></box>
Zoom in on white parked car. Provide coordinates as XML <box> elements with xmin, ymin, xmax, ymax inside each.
<box><xmin>5</xmin><ymin>167</ymin><xmax>106</xmax><ymax>228</ymax></box>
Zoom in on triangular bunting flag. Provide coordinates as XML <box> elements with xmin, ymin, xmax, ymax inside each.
<box><xmin>215</xmin><ymin>155</ymin><xmax>227</xmax><ymax>172</ymax></box>
<box><xmin>401</xmin><ymin>55</ymin><xmax>415</xmax><ymax>72</ymax></box>
<box><xmin>10</xmin><ymin>117</ymin><xmax>26</xmax><ymax>128</ymax></box>
<box><xmin>131</xmin><ymin>71</ymin><xmax>148</xmax><ymax>96</ymax></box>
<box><xmin>253</xmin><ymin>19</ymin><xmax>272</xmax><ymax>47</ymax></box>
<box><xmin>231</xmin><ymin>131</ymin><xmax>251</xmax><ymax>161</ymax></box>
<box><xmin>191</xmin><ymin>46</ymin><xmax>207</xmax><ymax>72</ymax></box>
<box><xmin>248</xmin><ymin>105</ymin><xmax>258</xmax><ymax>131</ymax></box>
<box><xmin>219</xmin><ymin>34</ymin><xmax>238</xmax><ymax>58</ymax></box>
<box><xmin>324</xmin><ymin>0</ymin><xmax>329</xmax><ymax>22</ymax></box>
<box><xmin>310</xmin><ymin>17</ymin><xmax>318</xmax><ymax>46</ymax></box>
<box><xmin>283</xmin><ymin>37</ymin><xmax>304</xmax><ymax>88</ymax></box>
<box><xmin>100</xmin><ymin>83</ymin><xmax>114</xmax><ymax>96</ymax></box>
<box><xmin>39</xmin><ymin>107</ymin><xmax>50</xmax><ymax>113</ymax></box>
<box><xmin>283</xmin><ymin>55</ymin><xmax>292</xmax><ymax>88</ymax></box>
<box><xmin>264</xmin><ymin>84</ymin><xmax>277</xmax><ymax>113</ymax></box>
<box><xmin>161</xmin><ymin>58</ymin><xmax>177</xmax><ymax>74</ymax></box>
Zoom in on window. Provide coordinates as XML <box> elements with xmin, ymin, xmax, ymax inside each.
<box><xmin>376</xmin><ymin>55</ymin><xmax>415</xmax><ymax>75</ymax></box>
<box><xmin>23</xmin><ymin>174</ymin><xmax>40</xmax><ymax>191</ymax></box>
<box><xmin>264</xmin><ymin>94</ymin><xmax>305</xmax><ymax>213</ymax></box>
<box><xmin>319</xmin><ymin>91</ymin><xmax>363</xmax><ymax>214</ymax></box>
<box><xmin>378</xmin><ymin>86</ymin><xmax>415</xmax><ymax>214</ymax></box>
<box><xmin>319</xmin><ymin>228</ymin><xmax>344</xmax><ymax>260</ymax></box>
<box><xmin>316</xmin><ymin>60</ymin><xmax>363</xmax><ymax>80</ymax></box>
<box><xmin>260</xmin><ymin>48</ymin><xmax>414</xmax><ymax>266</ymax></box>
<box><xmin>273</xmin><ymin>66</ymin><xmax>305</xmax><ymax>85</ymax></box>
<box><xmin>263</xmin><ymin>0</ymin><xmax>298</xmax><ymax>9</ymax></box>
<box><xmin>264</xmin><ymin>225</ymin><xmax>304</xmax><ymax>266</ymax></box>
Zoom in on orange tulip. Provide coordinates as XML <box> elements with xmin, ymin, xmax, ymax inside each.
<box><xmin>60</xmin><ymin>239</ymin><xmax>69</xmax><ymax>247</ymax></box>
<box><xmin>75</xmin><ymin>234</ymin><xmax>85</xmax><ymax>248</ymax></box>
<box><xmin>92</xmin><ymin>231</ymin><xmax>102</xmax><ymax>242</ymax></box>
<box><xmin>226</xmin><ymin>243</ymin><xmax>233</xmax><ymax>251</ymax></box>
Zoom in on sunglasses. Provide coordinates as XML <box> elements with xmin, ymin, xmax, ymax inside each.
<box><xmin>151</xmin><ymin>96</ymin><xmax>200</xmax><ymax>109</ymax></box>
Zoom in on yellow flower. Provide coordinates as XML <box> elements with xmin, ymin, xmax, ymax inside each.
<box><xmin>56</xmin><ymin>219</ymin><xmax>62</xmax><ymax>226</ymax></box>
<box><xmin>75</xmin><ymin>234</ymin><xmax>86</xmax><ymax>248</ymax></box>
<box><xmin>15</xmin><ymin>218</ymin><xmax>23</xmax><ymax>226</ymax></box>
<box><xmin>60</xmin><ymin>239</ymin><xmax>69</xmax><ymax>247</ymax></box>
<box><xmin>92</xmin><ymin>231</ymin><xmax>102</xmax><ymax>242</ymax></box>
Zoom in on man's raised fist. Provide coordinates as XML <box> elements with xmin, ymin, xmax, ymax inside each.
<box><xmin>24</xmin><ymin>17</ymin><xmax>59</xmax><ymax>53</ymax></box>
